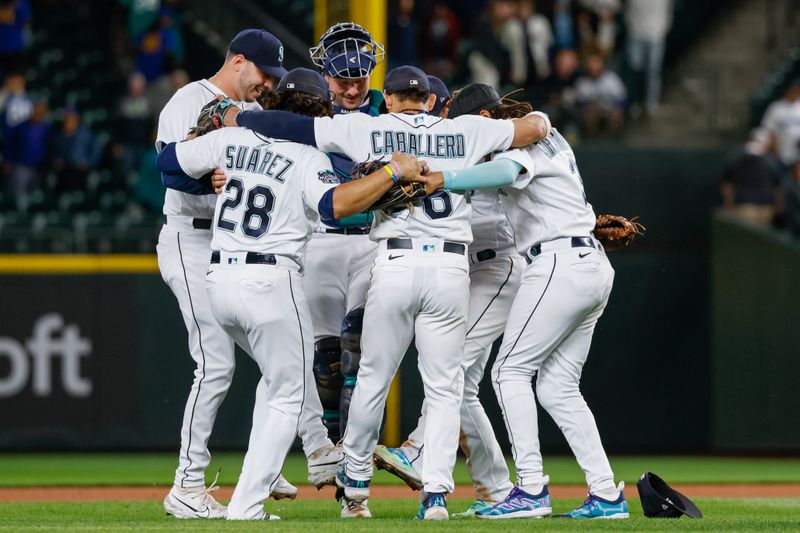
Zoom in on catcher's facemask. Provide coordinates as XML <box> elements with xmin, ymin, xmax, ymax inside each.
<box><xmin>309</xmin><ymin>22</ymin><xmax>385</xmax><ymax>79</ymax></box>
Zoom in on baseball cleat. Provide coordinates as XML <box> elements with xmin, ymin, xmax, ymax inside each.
<box><xmin>476</xmin><ymin>486</ymin><xmax>552</xmax><ymax>519</ymax></box>
<box><xmin>307</xmin><ymin>442</ymin><xmax>344</xmax><ymax>488</ymax></box>
<box><xmin>270</xmin><ymin>474</ymin><xmax>298</xmax><ymax>500</ymax></box>
<box><xmin>163</xmin><ymin>484</ymin><xmax>227</xmax><ymax>519</ymax></box>
<box><xmin>340</xmin><ymin>497</ymin><xmax>372</xmax><ymax>518</ymax></box>
<box><xmin>415</xmin><ymin>491</ymin><xmax>448</xmax><ymax>520</ymax></box>
<box><xmin>227</xmin><ymin>510</ymin><xmax>281</xmax><ymax>521</ymax></box>
<box><xmin>335</xmin><ymin>463</ymin><xmax>371</xmax><ymax>502</ymax></box>
<box><xmin>373</xmin><ymin>444</ymin><xmax>422</xmax><ymax>490</ymax></box>
<box><xmin>451</xmin><ymin>499</ymin><xmax>493</xmax><ymax>517</ymax></box>
<box><xmin>554</xmin><ymin>482</ymin><xmax>629</xmax><ymax>519</ymax></box>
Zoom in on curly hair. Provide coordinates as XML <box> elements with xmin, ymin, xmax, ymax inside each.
<box><xmin>450</xmin><ymin>87</ymin><xmax>533</xmax><ymax>120</ymax></box>
<box><xmin>260</xmin><ymin>91</ymin><xmax>334</xmax><ymax>118</ymax></box>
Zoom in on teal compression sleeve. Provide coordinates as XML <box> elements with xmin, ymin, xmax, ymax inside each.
<box><xmin>442</xmin><ymin>158</ymin><xmax>523</xmax><ymax>190</ymax></box>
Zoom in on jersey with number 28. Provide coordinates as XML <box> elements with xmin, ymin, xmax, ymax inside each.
<box><xmin>313</xmin><ymin>112</ymin><xmax>515</xmax><ymax>244</ymax></box>
<box><xmin>174</xmin><ymin>127</ymin><xmax>339</xmax><ymax>265</ymax></box>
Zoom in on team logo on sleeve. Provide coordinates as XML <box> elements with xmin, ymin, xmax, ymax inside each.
<box><xmin>317</xmin><ymin>169</ymin><xmax>340</xmax><ymax>184</ymax></box>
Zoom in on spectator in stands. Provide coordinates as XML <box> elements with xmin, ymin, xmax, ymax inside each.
<box><xmin>576</xmin><ymin>0</ymin><xmax>620</xmax><ymax>60</ymax></box>
<box><xmin>575</xmin><ymin>50</ymin><xmax>626</xmax><ymax>136</ymax></box>
<box><xmin>552</xmin><ymin>0</ymin><xmax>576</xmax><ymax>50</ymax></box>
<box><xmin>468</xmin><ymin>0</ymin><xmax>515</xmax><ymax>88</ymax></box>
<box><xmin>537</xmin><ymin>48</ymin><xmax>580</xmax><ymax>140</ymax></box>
<box><xmin>0</xmin><ymin>71</ymin><xmax>31</xmax><ymax>134</ymax></box>
<box><xmin>0</xmin><ymin>0</ymin><xmax>31</xmax><ymax>78</ymax></box>
<box><xmin>5</xmin><ymin>99</ymin><xmax>48</xmax><ymax>211</ymax></box>
<box><xmin>626</xmin><ymin>0</ymin><xmax>673</xmax><ymax>115</ymax></box>
<box><xmin>761</xmin><ymin>79</ymin><xmax>800</xmax><ymax>167</ymax></box>
<box><xmin>517</xmin><ymin>0</ymin><xmax>554</xmax><ymax>83</ymax></box>
<box><xmin>779</xmin><ymin>160</ymin><xmax>800</xmax><ymax>238</ymax></box>
<box><xmin>420</xmin><ymin>2</ymin><xmax>461</xmax><ymax>79</ymax></box>
<box><xmin>133</xmin><ymin>127</ymin><xmax>164</xmax><ymax>213</ymax></box>
<box><xmin>388</xmin><ymin>0</ymin><xmax>419</xmax><ymax>70</ymax></box>
<box><xmin>720</xmin><ymin>128</ymin><xmax>783</xmax><ymax>225</ymax></box>
<box><xmin>114</xmin><ymin>71</ymin><xmax>152</xmax><ymax>180</ymax></box>
<box><xmin>51</xmin><ymin>108</ymin><xmax>98</xmax><ymax>194</ymax></box>
<box><xmin>146</xmin><ymin>68</ymin><xmax>188</xmax><ymax>120</ymax></box>
<box><xmin>135</xmin><ymin>13</ymin><xmax>180</xmax><ymax>82</ymax></box>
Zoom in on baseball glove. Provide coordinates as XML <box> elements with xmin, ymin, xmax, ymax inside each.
<box><xmin>190</xmin><ymin>96</ymin><xmax>237</xmax><ymax>136</ymax></box>
<box><xmin>351</xmin><ymin>160</ymin><xmax>427</xmax><ymax>212</ymax></box>
<box><xmin>593</xmin><ymin>214</ymin><xmax>645</xmax><ymax>251</ymax></box>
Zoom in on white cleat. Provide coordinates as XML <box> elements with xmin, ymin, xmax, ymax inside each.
<box><xmin>270</xmin><ymin>474</ymin><xmax>298</xmax><ymax>500</ymax></box>
<box><xmin>308</xmin><ymin>443</ymin><xmax>345</xmax><ymax>488</ymax></box>
<box><xmin>164</xmin><ymin>483</ymin><xmax>227</xmax><ymax>519</ymax></box>
<box><xmin>341</xmin><ymin>497</ymin><xmax>372</xmax><ymax>518</ymax></box>
<box><xmin>227</xmin><ymin>510</ymin><xmax>281</xmax><ymax>521</ymax></box>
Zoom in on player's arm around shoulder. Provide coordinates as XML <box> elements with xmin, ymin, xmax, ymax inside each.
<box><xmin>321</xmin><ymin>152</ymin><xmax>427</xmax><ymax>220</ymax></box>
<box><xmin>510</xmin><ymin>111</ymin><xmax>552</xmax><ymax>147</ymax></box>
<box><xmin>157</xmin><ymin>128</ymin><xmax>229</xmax><ymax>179</ymax></box>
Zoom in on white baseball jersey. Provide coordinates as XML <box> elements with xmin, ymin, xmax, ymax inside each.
<box><xmin>469</xmin><ymin>189</ymin><xmax>516</xmax><ymax>254</ymax></box>
<box><xmin>313</xmin><ymin>112</ymin><xmax>515</xmax><ymax>244</ymax></box>
<box><xmin>156</xmin><ymin>79</ymin><xmax>261</xmax><ymax>218</ymax></box>
<box><xmin>494</xmin><ymin>129</ymin><xmax>596</xmax><ymax>253</ymax></box>
<box><xmin>173</xmin><ymin>127</ymin><xmax>339</xmax><ymax>266</ymax></box>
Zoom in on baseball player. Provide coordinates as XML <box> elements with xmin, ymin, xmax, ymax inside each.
<box><xmin>156</xmin><ymin>30</ymin><xmax>339</xmax><ymax>518</ymax></box>
<box><xmin>300</xmin><ymin>22</ymin><xmax>386</xmax><ymax>445</ymax></box>
<box><xmin>419</xmin><ymin>84</ymin><xmax>628</xmax><ymax>520</ymax></box>
<box><xmin>222</xmin><ymin>65</ymin><xmax>551</xmax><ymax>519</ymax></box>
<box><xmin>373</xmin><ymin>82</ymin><xmax>525</xmax><ymax>516</ymax></box>
<box><xmin>156</xmin><ymin>68</ymin><xmax>429</xmax><ymax>520</ymax></box>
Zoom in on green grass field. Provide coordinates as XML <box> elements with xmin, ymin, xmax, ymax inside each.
<box><xmin>1</xmin><ymin>453</ymin><xmax>799</xmax><ymax>486</ymax></box>
<box><xmin>0</xmin><ymin>454</ymin><xmax>799</xmax><ymax>532</ymax></box>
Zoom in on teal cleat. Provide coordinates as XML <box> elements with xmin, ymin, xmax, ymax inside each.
<box><xmin>451</xmin><ymin>500</ymin><xmax>493</xmax><ymax>517</ymax></box>
<box><xmin>554</xmin><ymin>483</ymin><xmax>629</xmax><ymax>519</ymax></box>
<box><xmin>476</xmin><ymin>486</ymin><xmax>552</xmax><ymax>519</ymax></box>
<box><xmin>414</xmin><ymin>491</ymin><xmax>448</xmax><ymax>520</ymax></box>
<box><xmin>373</xmin><ymin>445</ymin><xmax>422</xmax><ymax>490</ymax></box>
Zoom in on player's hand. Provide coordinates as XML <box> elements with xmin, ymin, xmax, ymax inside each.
<box><xmin>415</xmin><ymin>171</ymin><xmax>445</xmax><ymax>196</ymax></box>
<box><xmin>212</xmin><ymin>168</ymin><xmax>228</xmax><ymax>193</ymax></box>
<box><xmin>223</xmin><ymin>105</ymin><xmax>241</xmax><ymax>127</ymax></box>
<box><xmin>390</xmin><ymin>151</ymin><xmax>424</xmax><ymax>182</ymax></box>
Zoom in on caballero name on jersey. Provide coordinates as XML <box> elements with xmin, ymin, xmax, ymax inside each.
<box><xmin>370</xmin><ymin>131</ymin><xmax>466</xmax><ymax>158</ymax></box>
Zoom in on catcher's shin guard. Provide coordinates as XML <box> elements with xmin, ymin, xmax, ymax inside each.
<box><xmin>340</xmin><ymin>308</ymin><xmax>364</xmax><ymax>435</ymax></box>
<box><xmin>313</xmin><ymin>336</ymin><xmax>344</xmax><ymax>442</ymax></box>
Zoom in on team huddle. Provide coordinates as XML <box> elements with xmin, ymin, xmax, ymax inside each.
<box><xmin>154</xmin><ymin>23</ymin><xmax>629</xmax><ymax>521</ymax></box>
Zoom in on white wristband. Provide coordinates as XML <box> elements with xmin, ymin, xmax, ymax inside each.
<box><xmin>530</xmin><ymin>111</ymin><xmax>552</xmax><ymax>140</ymax></box>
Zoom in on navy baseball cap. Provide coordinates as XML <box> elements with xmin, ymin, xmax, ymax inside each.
<box><xmin>427</xmin><ymin>75</ymin><xmax>451</xmax><ymax>115</ymax></box>
<box><xmin>276</xmin><ymin>68</ymin><xmax>331</xmax><ymax>101</ymax></box>
<box><xmin>448</xmin><ymin>83</ymin><xmax>502</xmax><ymax>118</ymax></box>
<box><xmin>384</xmin><ymin>66</ymin><xmax>430</xmax><ymax>94</ymax></box>
<box><xmin>229</xmin><ymin>29</ymin><xmax>288</xmax><ymax>79</ymax></box>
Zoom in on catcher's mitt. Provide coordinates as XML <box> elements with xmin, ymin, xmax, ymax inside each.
<box><xmin>351</xmin><ymin>160</ymin><xmax>427</xmax><ymax>212</ymax></box>
<box><xmin>593</xmin><ymin>214</ymin><xmax>645</xmax><ymax>251</ymax></box>
<box><xmin>190</xmin><ymin>96</ymin><xmax>237</xmax><ymax>136</ymax></box>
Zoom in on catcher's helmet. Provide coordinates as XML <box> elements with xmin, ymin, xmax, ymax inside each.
<box><xmin>309</xmin><ymin>22</ymin><xmax>385</xmax><ymax>79</ymax></box>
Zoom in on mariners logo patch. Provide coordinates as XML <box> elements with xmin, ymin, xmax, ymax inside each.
<box><xmin>278</xmin><ymin>45</ymin><xmax>284</xmax><ymax>63</ymax></box>
<box><xmin>317</xmin><ymin>169</ymin><xmax>340</xmax><ymax>184</ymax></box>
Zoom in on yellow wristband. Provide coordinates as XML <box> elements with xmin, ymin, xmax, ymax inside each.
<box><xmin>383</xmin><ymin>164</ymin><xmax>399</xmax><ymax>183</ymax></box>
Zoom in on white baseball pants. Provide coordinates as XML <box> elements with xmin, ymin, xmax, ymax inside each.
<box><xmin>343</xmin><ymin>241</ymin><xmax>470</xmax><ymax>494</ymax></box>
<box><xmin>303</xmin><ymin>232</ymin><xmax>377</xmax><ymax>339</ymax></box>
<box><xmin>205</xmin><ymin>255</ymin><xmax>312</xmax><ymax>520</ymax></box>
<box><xmin>157</xmin><ymin>220</ymin><xmax>235</xmax><ymax>489</ymax></box>
<box><xmin>405</xmin><ymin>253</ymin><xmax>524</xmax><ymax>501</ymax></box>
<box><xmin>491</xmin><ymin>243</ymin><xmax>617</xmax><ymax>496</ymax></box>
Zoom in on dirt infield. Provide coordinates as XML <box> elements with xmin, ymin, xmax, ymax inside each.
<box><xmin>1</xmin><ymin>484</ymin><xmax>799</xmax><ymax>502</ymax></box>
